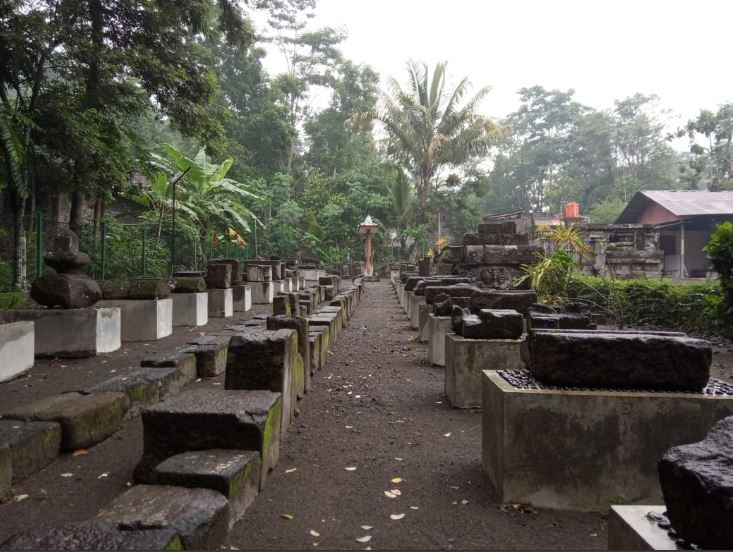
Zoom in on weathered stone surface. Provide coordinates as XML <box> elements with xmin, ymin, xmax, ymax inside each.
<box><xmin>0</xmin><ymin>447</ymin><xmax>9</xmax><ymax>499</ymax></box>
<box><xmin>149</xmin><ymin>449</ymin><xmax>260</xmax><ymax>527</ymax></box>
<box><xmin>140</xmin><ymin>353</ymin><xmax>197</xmax><ymax>376</ymax></box>
<box><xmin>286</xmin><ymin>292</ymin><xmax>300</xmax><ymax>316</ymax></box>
<box><xmin>0</xmin><ymin>521</ymin><xmax>182</xmax><ymax>550</ymax></box>
<box><xmin>136</xmin><ymin>389</ymin><xmax>281</xmax><ymax>487</ymax></box>
<box><xmin>43</xmin><ymin>250</ymin><xmax>91</xmax><ymax>273</ymax></box>
<box><xmin>99</xmin><ymin>281</ymin><xmax>131</xmax><ymax>300</ymax></box>
<box><xmin>528</xmin><ymin>303</ymin><xmax>556</xmax><ymax>314</ymax></box>
<box><xmin>425</xmin><ymin>284</ymin><xmax>480</xmax><ymax>304</ymax></box>
<box><xmin>0</xmin><ymin>420</ymin><xmax>61</xmax><ymax>483</ymax></box>
<box><xmin>2</xmin><ymin>392</ymin><xmax>129</xmax><ymax>450</ymax></box>
<box><xmin>470</xmin><ymin>290</ymin><xmax>538</xmax><ymax>316</ymax></box>
<box><xmin>418</xmin><ymin>258</ymin><xmax>431</xmax><ymax>277</ymax></box>
<box><xmin>318</xmin><ymin>275</ymin><xmax>339</xmax><ymax>287</ymax></box>
<box><xmin>97</xmin><ymin>485</ymin><xmax>228</xmax><ymax>550</ymax></box>
<box><xmin>404</xmin><ymin>277</ymin><xmax>424</xmax><ymax>292</ymax></box>
<box><xmin>173</xmin><ymin>270</ymin><xmax>205</xmax><ymax>278</ymax></box>
<box><xmin>172</xmin><ymin>276</ymin><xmax>206</xmax><ymax>293</ymax></box>
<box><xmin>434</xmin><ymin>296</ymin><xmax>454</xmax><ymax>316</ymax></box>
<box><xmin>451</xmin><ymin>305</ymin><xmax>470</xmax><ymax>334</ymax></box>
<box><xmin>528</xmin><ymin>331</ymin><xmax>712</xmax><ymax>391</ymax></box>
<box><xmin>272</xmin><ymin>295</ymin><xmax>291</xmax><ymax>317</ymax></box>
<box><xmin>658</xmin><ymin>415</ymin><xmax>733</xmax><ymax>549</ymax></box>
<box><xmin>31</xmin><ymin>273</ymin><xmax>102</xmax><ymax>308</ymax></box>
<box><xmin>308</xmin><ymin>334</ymin><xmax>321</xmax><ymax>372</ymax></box>
<box><xmin>128</xmin><ymin>279</ymin><xmax>172</xmax><ymax>300</ymax></box>
<box><xmin>460</xmin><ymin>309</ymin><xmax>524</xmax><ymax>339</ymax></box>
<box><xmin>205</xmin><ymin>263</ymin><xmax>231</xmax><ymax>289</ymax></box>
<box><xmin>225</xmin><ymin>330</ymin><xmax>297</xmax><ymax>430</ymax></box>
<box><xmin>247</xmin><ymin>260</ymin><xmax>283</xmax><ymax>280</ymax></box>
<box><xmin>209</xmin><ymin>259</ymin><xmax>243</xmax><ymax>286</ymax></box>
<box><xmin>529</xmin><ymin>312</ymin><xmax>594</xmax><ymax>330</ymax></box>
<box><xmin>245</xmin><ymin>264</ymin><xmax>272</xmax><ymax>282</ymax></box>
<box><xmin>84</xmin><ymin>367</ymin><xmax>192</xmax><ymax>412</ymax></box>
<box><xmin>182</xmin><ymin>336</ymin><xmax>229</xmax><ymax>377</ymax></box>
<box><xmin>266</xmin><ymin>316</ymin><xmax>310</xmax><ymax>393</ymax></box>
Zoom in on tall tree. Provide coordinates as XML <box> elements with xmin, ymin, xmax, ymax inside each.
<box><xmin>681</xmin><ymin>104</ymin><xmax>733</xmax><ymax>190</ymax></box>
<box><xmin>360</xmin><ymin>60</ymin><xmax>504</xmax><ymax>224</ymax></box>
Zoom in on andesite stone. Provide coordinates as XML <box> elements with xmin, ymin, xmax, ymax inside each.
<box><xmin>0</xmin><ymin>420</ymin><xmax>61</xmax><ymax>483</ymax></box>
<box><xmin>83</xmin><ymin>367</ymin><xmax>192</xmax><ymax>411</ymax></box>
<box><xmin>528</xmin><ymin>331</ymin><xmax>712</xmax><ymax>391</ymax></box>
<box><xmin>172</xmin><ymin>276</ymin><xmax>206</xmax><ymax>293</ymax></box>
<box><xmin>31</xmin><ymin>273</ymin><xmax>102</xmax><ymax>309</ymax></box>
<box><xmin>529</xmin><ymin>312</ymin><xmax>594</xmax><ymax>330</ymax></box>
<box><xmin>0</xmin><ymin>521</ymin><xmax>181</xmax><ymax>550</ymax></box>
<box><xmin>658</xmin><ymin>415</ymin><xmax>733</xmax><ymax>550</ymax></box>
<box><xmin>272</xmin><ymin>295</ymin><xmax>291</xmax><ymax>317</ymax></box>
<box><xmin>205</xmin><ymin>263</ymin><xmax>232</xmax><ymax>289</ymax></box>
<box><xmin>451</xmin><ymin>305</ymin><xmax>469</xmax><ymax>334</ymax></box>
<box><xmin>127</xmin><ymin>278</ymin><xmax>172</xmax><ymax>300</ymax></box>
<box><xmin>209</xmin><ymin>259</ymin><xmax>243</xmax><ymax>286</ymax></box>
<box><xmin>96</xmin><ymin>485</ymin><xmax>229</xmax><ymax>550</ymax></box>
<box><xmin>425</xmin><ymin>284</ymin><xmax>480</xmax><ymax>304</ymax></box>
<box><xmin>470</xmin><ymin>289</ymin><xmax>538</xmax><ymax>316</ymax></box>
<box><xmin>99</xmin><ymin>281</ymin><xmax>131</xmax><ymax>300</ymax></box>
<box><xmin>182</xmin><ymin>336</ymin><xmax>229</xmax><ymax>377</ymax></box>
<box><xmin>458</xmin><ymin>309</ymin><xmax>523</xmax><ymax>339</ymax></box>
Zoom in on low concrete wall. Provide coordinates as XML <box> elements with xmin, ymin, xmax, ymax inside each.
<box><xmin>409</xmin><ymin>295</ymin><xmax>425</xmax><ymax>330</ymax></box>
<box><xmin>481</xmin><ymin>370</ymin><xmax>733</xmax><ymax>511</ymax></box>
<box><xmin>232</xmin><ymin>285</ymin><xmax>251</xmax><ymax>312</ymax></box>
<box><xmin>208</xmin><ymin>288</ymin><xmax>233</xmax><ymax>318</ymax></box>
<box><xmin>607</xmin><ymin>505</ymin><xmax>673</xmax><ymax>550</ymax></box>
<box><xmin>446</xmin><ymin>334</ymin><xmax>524</xmax><ymax>408</ymax></box>
<box><xmin>98</xmin><ymin>299</ymin><xmax>173</xmax><ymax>342</ymax></box>
<box><xmin>427</xmin><ymin>315</ymin><xmax>452</xmax><ymax>367</ymax></box>
<box><xmin>172</xmin><ymin>293</ymin><xmax>208</xmax><ymax>327</ymax></box>
<box><xmin>0</xmin><ymin>321</ymin><xmax>34</xmax><ymax>382</ymax></box>
<box><xmin>0</xmin><ymin>308</ymin><xmax>121</xmax><ymax>357</ymax></box>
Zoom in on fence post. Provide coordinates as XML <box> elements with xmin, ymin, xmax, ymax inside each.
<box><xmin>100</xmin><ymin>222</ymin><xmax>107</xmax><ymax>280</ymax></box>
<box><xmin>141</xmin><ymin>227</ymin><xmax>147</xmax><ymax>277</ymax></box>
<box><xmin>35</xmin><ymin>212</ymin><xmax>43</xmax><ymax>279</ymax></box>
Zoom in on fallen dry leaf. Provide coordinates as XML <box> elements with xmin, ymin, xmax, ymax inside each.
<box><xmin>285</xmin><ymin>468</ymin><xmax>297</xmax><ymax>474</ymax></box>
<box><xmin>71</xmin><ymin>449</ymin><xmax>89</xmax><ymax>457</ymax></box>
<box><xmin>309</xmin><ymin>530</ymin><xmax>320</xmax><ymax>537</ymax></box>
<box><xmin>60</xmin><ymin>473</ymin><xmax>74</xmax><ymax>478</ymax></box>
<box><xmin>390</xmin><ymin>513</ymin><xmax>405</xmax><ymax>520</ymax></box>
<box><xmin>394</xmin><ymin>457</ymin><xmax>403</xmax><ymax>461</ymax></box>
<box><xmin>14</xmin><ymin>494</ymin><xmax>29</xmax><ymax>502</ymax></box>
<box><xmin>344</xmin><ymin>466</ymin><xmax>357</xmax><ymax>471</ymax></box>
<box><xmin>410</xmin><ymin>506</ymin><xmax>419</xmax><ymax>510</ymax></box>
<box><xmin>360</xmin><ymin>525</ymin><xmax>373</xmax><ymax>531</ymax></box>
<box><xmin>97</xmin><ymin>473</ymin><xmax>109</xmax><ymax>479</ymax></box>
<box><xmin>461</xmin><ymin>499</ymin><xmax>469</xmax><ymax>505</ymax></box>
<box><xmin>443</xmin><ymin>432</ymin><xmax>452</xmax><ymax>438</ymax></box>
<box><xmin>281</xmin><ymin>513</ymin><xmax>294</xmax><ymax>520</ymax></box>
<box><xmin>384</xmin><ymin>491</ymin><xmax>396</xmax><ymax>499</ymax></box>
<box><xmin>390</xmin><ymin>477</ymin><xmax>403</xmax><ymax>484</ymax></box>
<box><xmin>355</xmin><ymin>536</ymin><xmax>372</xmax><ymax>543</ymax></box>
<box><xmin>390</xmin><ymin>489</ymin><xmax>401</xmax><ymax>496</ymax></box>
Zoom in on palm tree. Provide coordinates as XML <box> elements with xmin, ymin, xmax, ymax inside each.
<box><xmin>358</xmin><ymin>61</ymin><xmax>504</xmax><ymax>224</ymax></box>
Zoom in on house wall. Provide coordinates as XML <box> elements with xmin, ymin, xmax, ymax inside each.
<box><xmin>685</xmin><ymin>230</ymin><xmax>711</xmax><ymax>277</ymax></box>
<box><xmin>638</xmin><ymin>203</ymin><xmax>680</xmax><ymax>225</ymax></box>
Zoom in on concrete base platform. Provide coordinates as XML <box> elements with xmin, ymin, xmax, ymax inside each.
<box><xmin>445</xmin><ymin>334</ymin><xmax>524</xmax><ymax>408</ymax></box>
<box><xmin>171</xmin><ymin>293</ymin><xmax>208</xmax><ymax>327</ymax></box>
<box><xmin>607</xmin><ymin>505</ymin><xmax>678</xmax><ymax>550</ymax></box>
<box><xmin>427</xmin><ymin>315</ymin><xmax>452</xmax><ymax>367</ymax></box>
<box><xmin>207</xmin><ymin>288</ymin><xmax>233</xmax><ymax>318</ymax></box>
<box><xmin>409</xmin><ymin>294</ymin><xmax>425</xmax><ymax>330</ymax></box>
<box><xmin>97</xmin><ymin>299</ymin><xmax>173</xmax><ymax>341</ymax></box>
<box><xmin>481</xmin><ymin>370</ymin><xmax>733</xmax><ymax>511</ymax></box>
<box><xmin>232</xmin><ymin>285</ymin><xmax>252</xmax><ymax>312</ymax></box>
<box><xmin>0</xmin><ymin>321</ymin><xmax>34</xmax><ymax>382</ymax></box>
<box><xmin>0</xmin><ymin>308</ymin><xmax>120</xmax><ymax>358</ymax></box>
<box><xmin>250</xmin><ymin>281</ymin><xmax>274</xmax><ymax>304</ymax></box>
<box><xmin>418</xmin><ymin>303</ymin><xmax>430</xmax><ymax>342</ymax></box>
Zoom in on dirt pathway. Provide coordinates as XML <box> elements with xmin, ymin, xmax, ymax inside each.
<box><xmin>226</xmin><ymin>281</ymin><xmax>606</xmax><ymax>550</ymax></box>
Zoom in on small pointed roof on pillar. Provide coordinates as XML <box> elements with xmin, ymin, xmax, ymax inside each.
<box><xmin>358</xmin><ymin>215</ymin><xmax>378</xmax><ymax>233</ymax></box>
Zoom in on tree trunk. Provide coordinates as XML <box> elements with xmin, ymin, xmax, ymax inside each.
<box><xmin>70</xmin><ymin>191</ymin><xmax>86</xmax><ymax>234</ymax></box>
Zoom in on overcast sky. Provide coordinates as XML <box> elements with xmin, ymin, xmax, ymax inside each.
<box><xmin>259</xmin><ymin>0</ymin><xmax>732</xmax><ymax>131</ymax></box>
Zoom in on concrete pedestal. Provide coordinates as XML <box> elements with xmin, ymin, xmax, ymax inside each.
<box><xmin>298</xmin><ymin>268</ymin><xmax>323</xmax><ymax>285</ymax></box>
<box><xmin>172</xmin><ymin>293</ymin><xmax>208</xmax><ymax>327</ymax></box>
<box><xmin>98</xmin><ymin>299</ymin><xmax>173</xmax><ymax>341</ymax></box>
<box><xmin>481</xmin><ymin>370</ymin><xmax>733</xmax><ymax>511</ymax></box>
<box><xmin>232</xmin><ymin>285</ymin><xmax>252</xmax><ymax>312</ymax></box>
<box><xmin>409</xmin><ymin>294</ymin><xmax>425</xmax><ymax>330</ymax></box>
<box><xmin>251</xmin><ymin>281</ymin><xmax>274</xmax><ymax>304</ymax></box>
<box><xmin>0</xmin><ymin>308</ymin><xmax>121</xmax><ymax>357</ymax></box>
<box><xmin>446</xmin><ymin>334</ymin><xmax>524</xmax><ymax>408</ymax></box>
<box><xmin>297</xmin><ymin>276</ymin><xmax>305</xmax><ymax>291</ymax></box>
<box><xmin>418</xmin><ymin>303</ymin><xmax>431</xmax><ymax>342</ymax></box>
<box><xmin>0</xmin><ymin>321</ymin><xmax>34</xmax><ymax>382</ymax></box>
<box><xmin>208</xmin><ymin>288</ymin><xmax>233</xmax><ymax>318</ymax></box>
<box><xmin>607</xmin><ymin>505</ymin><xmax>676</xmax><ymax>550</ymax></box>
<box><xmin>427</xmin><ymin>315</ymin><xmax>452</xmax><ymax>366</ymax></box>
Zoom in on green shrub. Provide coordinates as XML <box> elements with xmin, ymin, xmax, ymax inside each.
<box><xmin>704</xmin><ymin>221</ymin><xmax>733</xmax><ymax>333</ymax></box>
<box><xmin>0</xmin><ymin>291</ymin><xmax>27</xmax><ymax>309</ymax></box>
<box><xmin>567</xmin><ymin>275</ymin><xmax>720</xmax><ymax>335</ymax></box>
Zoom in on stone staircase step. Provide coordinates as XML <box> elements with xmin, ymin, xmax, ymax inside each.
<box><xmin>97</xmin><ymin>485</ymin><xmax>228</xmax><ymax>550</ymax></box>
<box><xmin>149</xmin><ymin>449</ymin><xmax>261</xmax><ymax>528</ymax></box>
<box><xmin>0</xmin><ymin>420</ymin><xmax>61</xmax><ymax>484</ymax></box>
<box><xmin>0</xmin><ymin>520</ymin><xmax>181</xmax><ymax>550</ymax></box>
<box><xmin>2</xmin><ymin>392</ymin><xmax>129</xmax><ymax>451</ymax></box>
<box><xmin>135</xmin><ymin>389</ymin><xmax>281</xmax><ymax>489</ymax></box>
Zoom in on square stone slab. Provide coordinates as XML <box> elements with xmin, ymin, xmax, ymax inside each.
<box><xmin>0</xmin><ymin>521</ymin><xmax>182</xmax><ymax>550</ymax></box>
<box><xmin>96</xmin><ymin>485</ymin><xmax>228</xmax><ymax>550</ymax></box>
<box><xmin>182</xmin><ymin>336</ymin><xmax>229</xmax><ymax>378</ymax></box>
<box><xmin>149</xmin><ymin>449</ymin><xmax>261</xmax><ymax>523</ymax></box>
<box><xmin>136</xmin><ymin>389</ymin><xmax>281</xmax><ymax>488</ymax></box>
<box><xmin>0</xmin><ymin>420</ymin><xmax>61</xmax><ymax>483</ymax></box>
<box><xmin>2</xmin><ymin>392</ymin><xmax>129</xmax><ymax>451</ymax></box>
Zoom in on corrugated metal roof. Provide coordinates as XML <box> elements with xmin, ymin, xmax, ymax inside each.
<box><xmin>638</xmin><ymin>190</ymin><xmax>733</xmax><ymax>216</ymax></box>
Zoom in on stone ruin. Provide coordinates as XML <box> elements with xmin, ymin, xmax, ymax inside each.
<box><xmin>30</xmin><ymin>228</ymin><xmax>101</xmax><ymax>308</ymax></box>
<box><xmin>434</xmin><ymin>221</ymin><xmax>543</xmax><ymax>289</ymax></box>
